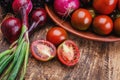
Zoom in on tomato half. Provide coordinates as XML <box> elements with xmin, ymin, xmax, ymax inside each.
<box><xmin>30</xmin><ymin>40</ymin><xmax>56</xmax><ymax>61</ymax></box>
<box><xmin>93</xmin><ymin>0</ymin><xmax>118</xmax><ymax>14</ymax></box>
<box><xmin>57</xmin><ymin>40</ymin><xmax>80</xmax><ymax>66</ymax></box>
<box><xmin>46</xmin><ymin>27</ymin><xmax>68</xmax><ymax>46</ymax></box>
<box><xmin>92</xmin><ymin>15</ymin><xmax>113</xmax><ymax>35</ymax></box>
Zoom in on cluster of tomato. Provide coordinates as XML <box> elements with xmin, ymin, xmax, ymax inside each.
<box><xmin>31</xmin><ymin>27</ymin><xmax>80</xmax><ymax>66</ymax></box>
<box><xmin>55</xmin><ymin>0</ymin><xmax>120</xmax><ymax>36</ymax></box>
<box><xmin>71</xmin><ymin>0</ymin><xmax>120</xmax><ymax>36</ymax></box>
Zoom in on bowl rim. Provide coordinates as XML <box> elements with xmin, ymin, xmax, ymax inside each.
<box><xmin>45</xmin><ymin>4</ymin><xmax>120</xmax><ymax>42</ymax></box>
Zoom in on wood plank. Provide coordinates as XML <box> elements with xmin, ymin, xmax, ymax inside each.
<box><xmin>0</xmin><ymin>7</ymin><xmax>120</xmax><ymax>80</ymax></box>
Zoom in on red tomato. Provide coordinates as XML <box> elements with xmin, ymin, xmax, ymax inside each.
<box><xmin>114</xmin><ymin>17</ymin><xmax>120</xmax><ymax>36</ymax></box>
<box><xmin>71</xmin><ymin>8</ymin><xmax>92</xmax><ymax>30</ymax></box>
<box><xmin>30</xmin><ymin>40</ymin><xmax>56</xmax><ymax>61</ymax></box>
<box><xmin>118</xmin><ymin>0</ymin><xmax>120</xmax><ymax>10</ymax></box>
<box><xmin>92</xmin><ymin>15</ymin><xmax>113</xmax><ymax>35</ymax></box>
<box><xmin>46</xmin><ymin>27</ymin><xmax>68</xmax><ymax>46</ymax></box>
<box><xmin>57</xmin><ymin>40</ymin><xmax>80</xmax><ymax>66</ymax></box>
<box><xmin>93</xmin><ymin>0</ymin><xmax>118</xmax><ymax>14</ymax></box>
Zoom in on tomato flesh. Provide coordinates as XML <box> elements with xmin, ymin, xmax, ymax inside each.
<box><xmin>31</xmin><ymin>40</ymin><xmax>56</xmax><ymax>61</ymax></box>
<box><xmin>57</xmin><ymin>40</ymin><xmax>80</xmax><ymax>66</ymax></box>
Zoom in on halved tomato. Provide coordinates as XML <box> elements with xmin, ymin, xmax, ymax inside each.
<box><xmin>57</xmin><ymin>40</ymin><xmax>80</xmax><ymax>66</ymax></box>
<box><xmin>30</xmin><ymin>40</ymin><xmax>56</xmax><ymax>61</ymax></box>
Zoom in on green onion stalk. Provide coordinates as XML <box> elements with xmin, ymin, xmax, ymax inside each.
<box><xmin>0</xmin><ymin>0</ymin><xmax>33</xmax><ymax>80</ymax></box>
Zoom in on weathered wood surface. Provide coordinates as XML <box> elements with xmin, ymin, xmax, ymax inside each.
<box><xmin>1</xmin><ymin>7</ymin><xmax>120</xmax><ymax>80</ymax></box>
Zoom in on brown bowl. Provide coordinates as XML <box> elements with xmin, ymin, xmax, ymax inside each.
<box><xmin>45</xmin><ymin>4</ymin><xmax>120</xmax><ymax>42</ymax></box>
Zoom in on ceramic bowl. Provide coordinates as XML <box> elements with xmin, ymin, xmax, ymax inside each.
<box><xmin>45</xmin><ymin>4</ymin><xmax>120</xmax><ymax>42</ymax></box>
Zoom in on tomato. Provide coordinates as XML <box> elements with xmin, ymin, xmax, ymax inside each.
<box><xmin>114</xmin><ymin>17</ymin><xmax>120</xmax><ymax>36</ymax></box>
<box><xmin>71</xmin><ymin>8</ymin><xmax>92</xmax><ymax>31</ymax></box>
<box><xmin>46</xmin><ymin>27</ymin><xmax>68</xmax><ymax>46</ymax></box>
<box><xmin>80</xmin><ymin>0</ymin><xmax>93</xmax><ymax>7</ymax></box>
<box><xmin>93</xmin><ymin>0</ymin><xmax>118</xmax><ymax>14</ymax></box>
<box><xmin>57</xmin><ymin>40</ymin><xmax>80</xmax><ymax>66</ymax></box>
<box><xmin>30</xmin><ymin>40</ymin><xmax>56</xmax><ymax>61</ymax></box>
<box><xmin>92</xmin><ymin>15</ymin><xmax>113</xmax><ymax>35</ymax></box>
<box><xmin>118</xmin><ymin>0</ymin><xmax>120</xmax><ymax>10</ymax></box>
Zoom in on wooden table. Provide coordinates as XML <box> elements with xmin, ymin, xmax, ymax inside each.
<box><xmin>0</xmin><ymin>7</ymin><xmax>120</xmax><ymax>80</ymax></box>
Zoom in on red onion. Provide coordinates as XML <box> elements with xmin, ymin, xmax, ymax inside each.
<box><xmin>54</xmin><ymin>0</ymin><xmax>80</xmax><ymax>17</ymax></box>
<box><xmin>12</xmin><ymin>0</ymin><xmax>33</xmax><ymax>27</ymax></box>
<box><xmin>28</xmin><ymin>8</ymin><xmax>47</xmax><ymax>35</ymax></box>
<box><xmin>1</xmin><ymin>17</ymin><xmax>22</xmax><ymax>43</ymax></box>
<box><xmin>12</xmin><ymin>0</ymin><xmax>32</xmax><ymax>15</ymax></box>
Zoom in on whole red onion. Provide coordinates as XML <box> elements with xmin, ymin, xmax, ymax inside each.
<box><xmin>12</xmin><ymin>0</ymin><xmax>32</xmax><ymax>15</ymax></box>
<box><xmin>54</xmin><ymin>0</ymin><xmax>80</xmax><ymax>17</ymax></box>
<box><xmin>12</xmin><ymin>0</ymin><xmax>33</xmax><ymax>27</ymax></box>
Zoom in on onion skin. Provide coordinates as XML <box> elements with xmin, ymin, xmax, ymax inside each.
<box><xmin>12</xmin><ymin>0</ymin><xmax>32</xmax><ymax>15</ymax></box>
<box><xmin>54</xmin><ymin>0</ymin><xmax>80</xmax><ymax>17</ymax></box>
<box><xmin>31</xmin><ymin>8</ymin><xmax>47</xmax><ymax>26</ymax></box>
<box><xmin>1</xmin><ymin>17</ymin><xmax>22</xmax><ymax>43</ymax></box>
<box><xmin>12</xmin><ymin>0</ymin><xmax>33</xmax><ymax>27</ymax></box>
<box><xmin>28</xmin><ymin>8</ymin><xmax>47</xmax><ymax>35</ymax></box>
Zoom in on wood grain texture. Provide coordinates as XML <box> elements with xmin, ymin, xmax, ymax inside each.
<box><xmin>1</xmin><ymin>8</ymin><xmax>120</xmax><ymax>80</ymax></box>
<box><xmin>26</xmin><ymin>27</ymin><xmax>120</xmax><ymax>80</ymax></box>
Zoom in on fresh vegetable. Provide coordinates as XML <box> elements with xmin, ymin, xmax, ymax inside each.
<box><xmin>12</xmin><ymin>0</ymin><xmax>32</xmax><ymax>27</ymax></box>
<box><xmin>53</xmin><ymin>0</ymin><xmax>80</xmax><ymax>17</ymax></box>
<box><xmin>114</xmin><ymin>17</ymin><xmax>120</xmax><ymax>36</ymax></box>
<box><xmin>71</xmin><ymin>8</ymin><xmax>92</xmax><ymax>30</ymax></box>
<box><xmin>1</xmin><ymin>17</ymin><xmax>22</xmax><ymax>43</ymax></box>
<box><xmin>30</xmin><ymin>40</ymin><xmax>56</xmax><ymax>61</ymax></box>
<box><xmin>93</xmin><ymin>0</ymin><xmax>118</xmax><ymax>14</ymax></box>
<box><xmin>29</xmin><ymin>8</ymin><xmax>47</xmax><ymax>34</ymax></box>
<box><xmin>46</xmin><ymin>27</ymin><xmax>68</xmax><ymax>46</ymax></box>
<box><xmin>0</xmin><ymin>0</ymin><xmax>32</xmax><ymax>79</ymax></box>
<box><xmin>57</xmin><ymin>40</ymin><xmax>80</xmax><ymax>66</ymax></box>
<box><xmin>118</xmin><ymin>0</ymin><xmax>120</xmax><ymax>10</ymax></box>
<box><xmin>92</xmin><ymin>15</ymin><xmax>113</xmax><ymax>35</ymax></box>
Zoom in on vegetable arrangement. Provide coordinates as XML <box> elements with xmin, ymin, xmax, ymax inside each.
<box><xmin>0</xmin><ymin>0</ymin><xmax>120</xmax><ymax>79</ymax></box>
<box><xmin>49</xmin><ymin>0</ymin><xmax>120</xmax><ymax>36</ymax></box>
<box><xmin>0</xmin><ymin>0</ymin><xmax>32</xmax><ymax>79</ymax></box>
<box><xmin>0</xmin><ymin>0</ymin><xmax>81</xmax><ymax>79</ymax></box>
<box><xmin>0</xmin><ymin>0</ymin><xmax>48</xmax><ymax>79</ymax></box>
